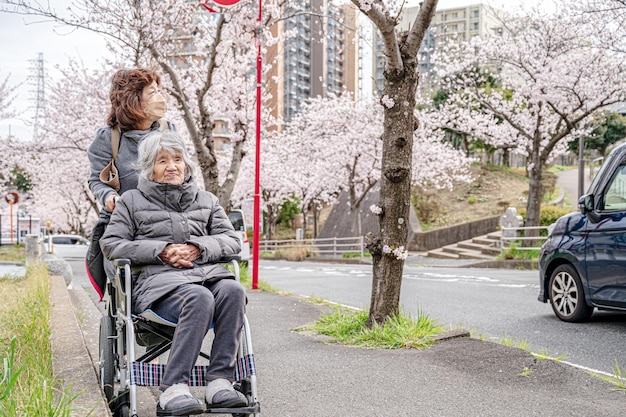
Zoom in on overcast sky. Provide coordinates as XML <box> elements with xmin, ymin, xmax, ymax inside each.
<box><xmin>0</xmin><ymin>1</ymin><xmax>111</xmax><ymax>140</ymax></box>
<box><xmin>0</xmin><ymin>0</ymin><xmax>545</xmax><ymax>140</ymax></box>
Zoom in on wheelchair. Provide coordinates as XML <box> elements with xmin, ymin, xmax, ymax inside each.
<box><xmin>98</xmin><ymin>257</ymin><xmax>260</xmax><ymax>417</ymax></box>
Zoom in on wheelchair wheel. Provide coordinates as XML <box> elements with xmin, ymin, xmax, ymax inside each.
<box><xmin>99</xmin><ymin>315</ymin><xmax>116</xmax><ymax>404</ymax></box>
<box><xmin>116</xmin><ymin>404</ymin><xmax>130</xmax><ymax>417</ymax></box>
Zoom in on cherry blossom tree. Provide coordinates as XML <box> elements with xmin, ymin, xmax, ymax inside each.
<box><xmin>0</xmin><ymin>0</ymin><xmax>276</xmax><ymax>207</ymax></box>
<box><xmin>0</xmin><ymin>60</ymin><xmax>112</xmax><ymax>233</ymax></box>
<box><xmin>0</xmin><ymin>72</ymin><xmax>19</xmax><ymax>198</ymax></box>
<box><xmin>0</xmin><ymin>73</ymin><xmax>16</xmax><ymax>123</ymax></box>
<box><xmin>575</xmin><ymin>0</ymin><xmax>626</xmax><ymax>53</ymax></box>
<box><xmin>231</xmin><ymin>132</ymin><xmax>291</xmax><ymax>240</ymax></box>
<box><xmin>432</xmin><ymin>3</ymin><xmax>626</xmax><ymax>238</ymax></box>
<box><xmin>350</xmin><ymin>0</ymin><xmax>439</xmax><ymax>326</ymax></box>
<box><xmin>282</xmin><ymin>94</ymin><xmax>383</xmax><ymax>236</ymax></box>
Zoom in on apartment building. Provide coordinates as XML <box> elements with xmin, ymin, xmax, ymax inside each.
<box><xmin>266</xmin><ymin>0</ymin><xmax>360</xmax><ymax>124</ymax></box>
<box><xmin>370</xmin><ymin>2</ymin><xmax>501</xmax><ymax>96</ymax></box>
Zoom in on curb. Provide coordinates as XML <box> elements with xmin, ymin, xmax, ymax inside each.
<box><xmin>49</xmin><ymin>274</ymin><xmax>111</xmax><ymax>417</ymax></box>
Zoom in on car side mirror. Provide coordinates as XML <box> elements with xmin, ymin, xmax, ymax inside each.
<box><xmin>578</xmin><ymin>194</ymin><xmax>594</xmax><ymax>214</ymax></box>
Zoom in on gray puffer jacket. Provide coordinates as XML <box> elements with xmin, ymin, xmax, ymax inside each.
<box><xmin>100</xmin><ymin>176</ymin><xmax>240</xmax><ymax>313</ymax></box>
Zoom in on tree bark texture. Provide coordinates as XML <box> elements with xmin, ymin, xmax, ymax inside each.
<box><xmin>354</xmin><ymin>0</ymin><xmax>438</xmax><ymax>327</ymax></box>
<box><xmin>367</xmin><ymin>65</ymin><xmax>417</xmax><ymax>327</ymax></box>
<box><xmin>524</xmin><ymin>145</ymin><xmax>544</xmax><ymax>245</ymax></box>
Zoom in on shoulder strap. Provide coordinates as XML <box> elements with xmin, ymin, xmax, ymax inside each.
<box><xmin>159</xmin><ymin>119</ymin><xmax>169</xmax><ymax>132</ymax></box>
<box><xmin>111</xmin><ymin>126</ymin><xmax>121</xmax><ymax>160</ymax></box>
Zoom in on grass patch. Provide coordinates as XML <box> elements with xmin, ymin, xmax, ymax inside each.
<box><xmin>0</xmin><ymin>264</ymin><xmax>78</xmax><ymax>416</ymax></box>
<box><xmin>308</xmin><ymin>307</ymin><xmax>444</xmax><ymax>349</ymax></box>
<box><xmin>234</xmin><ymin>261</ymin><xmax>277</xmax><ymax>292</ymax></box>
<box><xmin>591</xmin><ymin>359</ymin><xmax>626</xmax><ymax>393</ymax></box>
<box><xmin>0</xmin><ymin>245</ymin><xmax>25</xmax><ymax>263</ymax></box>
<box><xmin>498</xmin><ymin>242</ymin><xmax>541</xmax><ymax>261</ymax></box>
<box><xmin>341</xmin><ymin>252</ymin><xmax>371</xmax><ymax>259</ymax></box>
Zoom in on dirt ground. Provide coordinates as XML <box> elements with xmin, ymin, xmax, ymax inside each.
<box><xmin>413</xmin><ymin>164</ymin><xmax>532</xmax><ymax>230</ymax></box>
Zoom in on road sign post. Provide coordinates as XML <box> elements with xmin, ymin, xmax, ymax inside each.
<box><xmin>200</xmin><ymin>0</ymin><xmax>262</xmax><ymax>289</ymax></box>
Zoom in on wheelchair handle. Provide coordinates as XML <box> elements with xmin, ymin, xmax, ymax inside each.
<box><xmin>218</xmin><ymin>254</ymin><xmax>241</xmax><ymax>263</ymax></box>
<box><xmin>114</xmin><ymin>258</ymin><xmax>131</xmax><ymax>267</ymax></box>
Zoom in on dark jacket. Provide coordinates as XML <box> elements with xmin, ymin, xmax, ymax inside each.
<box><xmin>100</xmin><ymin>176</ymin><xmax>240</xmax><ymax>313</ymax></box>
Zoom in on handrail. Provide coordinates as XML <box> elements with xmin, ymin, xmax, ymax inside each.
<box><xmin>260</xmin><ymin>236</ymin><xmax>365</xmax><ymax>258</ymax></box>
<box><xmin>500</xmin><ymin>226</ymin><xmax>550</xmax><ymax>252</ymax></box>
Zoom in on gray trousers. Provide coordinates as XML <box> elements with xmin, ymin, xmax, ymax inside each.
<box><xmin>149</xmin><ymin>279</ymin><xmax>246</xmax><ymax>391</ymax></box>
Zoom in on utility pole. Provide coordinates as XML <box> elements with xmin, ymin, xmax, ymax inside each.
<box><xmin>31</xmin><ymin>52</ymin><xmax>45</xmax><ymax>140</ymax></box>
<box><xmin>578</xmin><ymin>136</ymin><xmax>585</xmax><ymax>199</ymax></box>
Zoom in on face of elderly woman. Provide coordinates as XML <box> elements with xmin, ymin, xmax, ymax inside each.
<box><xmin>153</xmin><ymin>149</ymin><xmax>185</xmax><ymax>185</ymax></box>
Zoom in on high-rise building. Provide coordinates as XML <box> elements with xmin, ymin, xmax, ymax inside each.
<box><xmin>369</xmin><ymin>2</ymin><xmax>501</xmax><ymax>97</ymax></box>
<box><xmin>266</xmin><ymin>0</ymin><xmax>360</xmax><ymax>125</ymax></box>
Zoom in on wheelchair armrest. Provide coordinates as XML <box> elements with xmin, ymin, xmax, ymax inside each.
<box><xmin>114</xmin><ymin>258</ymin><xmax>131</xmax><ymax>267</ymax></box>
<box><xmin>218</xmin><ymin>254</ymin><xmax>241</xmax><ymax>263</ymax></box>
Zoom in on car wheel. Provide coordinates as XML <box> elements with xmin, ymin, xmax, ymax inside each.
<box><xmin>548</xmin><ymin>264</ymin><xmax>593</xmax><ymax>322</ymax></box>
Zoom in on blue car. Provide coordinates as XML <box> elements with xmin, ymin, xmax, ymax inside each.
<box><xmin>539</xmin><ymin>143</ymin><xmax>626</xmax><ymax>322</ymax></box>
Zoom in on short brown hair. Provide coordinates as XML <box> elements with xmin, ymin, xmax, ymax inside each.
<box><xmin>106</xmin><ymin>68</ymin><xmax>161</xmax><ymax>131</ymax></box>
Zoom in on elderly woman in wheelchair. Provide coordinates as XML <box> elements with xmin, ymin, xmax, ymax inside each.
<box><xmin>101</xmin><ymin>131</ymin><xmax>248</xmax><ymax>416</ymax></box>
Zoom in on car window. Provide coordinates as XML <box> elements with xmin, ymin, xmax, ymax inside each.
<box><xmin>50</xmin><ymin>236</ymin><xmax>88</xmax><ymax>245</ymax></box>
<box><xmin>52</xmin><ymin>237</ymin><xmax>72</xmax><ymax>245</ymax></box>
<box><xmin>228</xmin><ymin>211</ymin><xmax>245</xmax><ymax>231</ymax></box>
<box><xmin>603</xmin><ymin>162</ymin><xmax>626</xmax><ymax>211</ymax></box>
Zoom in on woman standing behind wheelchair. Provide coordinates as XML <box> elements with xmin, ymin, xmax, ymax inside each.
<box><xmin>87</xmin><ymin>68</ymin><xmax>173</xmax><ymax>298</ymax></box>
<box><xmin>100</xmin><ymin>131</ymin><xmax>248</xmax><ymax>416</ymax></box>
<box><xmin>88</xmin><ymin>67</ymin><xmax>172</xmax><ymax>213</ymax></box>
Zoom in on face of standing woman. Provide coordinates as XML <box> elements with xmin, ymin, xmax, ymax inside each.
<box><xmin>142</xmin><ymin>81</ymin><xmax>167</xmax><ymax>121</ymax></box>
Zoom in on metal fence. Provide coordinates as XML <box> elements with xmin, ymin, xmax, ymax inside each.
<box><xmin>500</xmin><ymin>226</ymin><xmax>550</xmax><ymax>253</ymax></box>
<box><xmin>260</xmin><ymin>236</ymin><xmax>365</xmax><ymax>258</ymax></box>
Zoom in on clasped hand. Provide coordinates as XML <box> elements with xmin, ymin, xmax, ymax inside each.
<box><xmin>160</xmin><ymin>243</ymin><xmax>201</xmax><ymax>268</ymax></box>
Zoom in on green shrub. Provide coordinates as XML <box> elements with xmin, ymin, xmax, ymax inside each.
<box><xmin>518</xmin><ymin>205</ymin><xmax>573</xmax><ymax>236</ymax></box>
<box><xmin>275</xmin><ymin>246</ymin><xmax>310</xmax><ymax>261</ymax></box>
<box><xmin>538</xmin><ymin>205</ymin><xmax>574</xmax><ymax>226</ymax></box>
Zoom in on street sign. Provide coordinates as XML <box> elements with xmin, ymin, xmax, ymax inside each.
<box><xmin>4</xmin><ymin>192</ymin><xmax>19</xmax><ymax>204</ymax></box>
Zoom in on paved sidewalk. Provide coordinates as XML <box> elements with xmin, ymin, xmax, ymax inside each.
<box><xmin>52</xmin><ymin>272</ymin><xmax>626</xmax><ymax>417</ymax></box>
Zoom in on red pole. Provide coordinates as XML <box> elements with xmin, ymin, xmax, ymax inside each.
<box><xmin>251</xmin><ymin>0</ymin><xmax>262</xmax><ymax>290</ymax></box>
<box><xmin>9</xmin><ymin>201</ymin><xmax>13</xmax><ymax>244</ymax></box>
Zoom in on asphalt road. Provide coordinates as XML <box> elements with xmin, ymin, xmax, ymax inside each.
<box><xmin>257</xmin><ymin>260</ymin><xmax>626</xmax><ymax>375</ymax></box>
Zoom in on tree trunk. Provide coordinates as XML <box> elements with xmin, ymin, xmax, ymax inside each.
<box><xmin>524</xmin><ymin>152</ymin><xmax>543</xmax><ymax>246</ymax></box>
<box><xmin>367</xmin><ymin>63</ymin><xmax>417</xmax><ymax>327</ymax></box>
<box><xmin>217</xmin><ymin>137</ymin><xmax>247</xmax><ymax>210</ymax></box>
<box><xmin>312</xmin><ymin>204</ymin><xmax>318</xmax><ymax>239</ymax></box>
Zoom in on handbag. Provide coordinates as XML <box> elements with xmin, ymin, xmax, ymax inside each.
<box><xmin>98</xmin><ymin>126</ymin><xmax>121</xmax><ymax>192</ymax></box>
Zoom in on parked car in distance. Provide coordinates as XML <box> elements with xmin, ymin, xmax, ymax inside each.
<box><xmin>43</xmin><ymin>234</ymin><xmax>90</xmax><ymax>260</ymax></box>
<box><xmin>228</xmin><ymin>209</ymin><xmax>251</xmax><ymax>266</ymax></box>
<box><xmin>539</xmin><ymin>142</ymin><xmax>626</xmax><ymax>322</ymax></box>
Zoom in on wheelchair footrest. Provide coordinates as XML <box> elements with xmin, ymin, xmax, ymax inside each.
<box><xmin>131</xmin><ymin>354</ymin><xmax>256</xmax><ymax>386</ymax></box>
<box><xmin>204</xmin><ymin>404</ymin><xmax>261</xmax><ymax>414</ymax></box>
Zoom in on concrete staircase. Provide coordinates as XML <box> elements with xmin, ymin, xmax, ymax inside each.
<box><xmin>426</xmin><ymin>231</ymin><xmax>502</xmax><ymax>260</ymax></box>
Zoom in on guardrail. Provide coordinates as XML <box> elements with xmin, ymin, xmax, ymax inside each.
<box><xmin>500</xmin><ymin>226</ymin><xmax>550</xmax><ymax>253</ymax></box>
<box><xmin>260</xmin><ymin>236</ymin><xmax>365</xmax><ymax>258</ymax></box>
